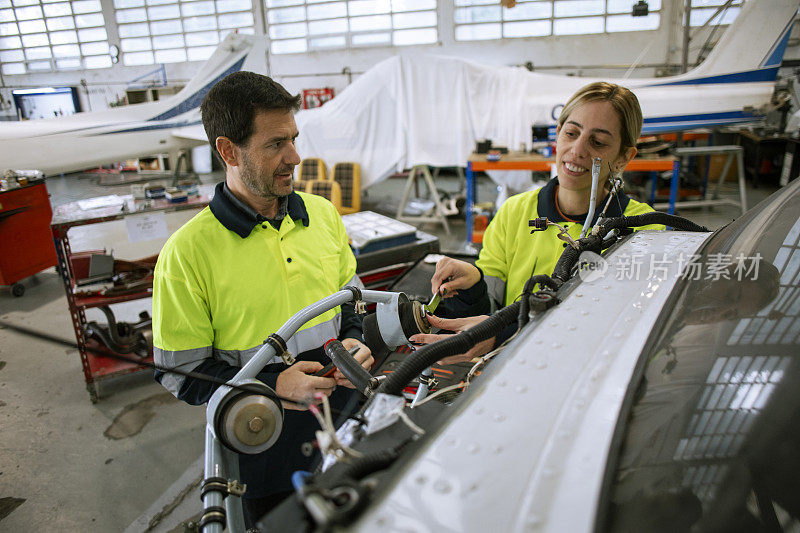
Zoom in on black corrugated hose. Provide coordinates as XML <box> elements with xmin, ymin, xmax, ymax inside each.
<box><xmin>598</xmin><ymin>212</ymin><xmax>709</xmax><ymax>233</ymax></box>
<box><xmin>551</xmin><ymin>238</ymin><xmax>601</xmax><ymax>282</ymax></box>
<box><xmin>552</xmin><ymin>212</ymin><xmax>709</xmax><ymax>282</ymax></box>
<box><xmin>377</xmin><ymin>301</ymin><xmax>522</xmax><ymax>397</ymax></box>
<box><xmin>335</xmin><ymin>448</ymin><xmax>401</xmax><ymax>482</ymax></box>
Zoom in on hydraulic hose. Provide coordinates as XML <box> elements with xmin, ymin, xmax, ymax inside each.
<box><xmin>377</xmin><ymin>302</ymin><xmax>521</xmax><ymax>397</ymax></box>
<box><xmin>333</xmin><ymin>448</ymin><xmax>400</xmax><ymax>482</ymax></box>
<box><xmin>323</xmin><ymin>340</ymin><xmax>376</xmax><ymax>397</ymax></box>
<box><xmin>375</xmin><ymin>213</ymin><xmax>709</xmax><ymax>399</ymax></box>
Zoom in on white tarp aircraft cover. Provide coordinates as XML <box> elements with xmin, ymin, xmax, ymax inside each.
<box><xmin>294</xmin><ymin>54</ymin><xmax>561</xmax><ymax>191</ymax></box>
<box><xmin>293</xmin><ymin>0</ymin><xmax>793</xmax><ymax>193</ymax></box>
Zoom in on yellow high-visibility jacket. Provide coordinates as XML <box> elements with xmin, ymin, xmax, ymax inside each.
<box><xmin>477</xmin><ymin>178</ymin><xmax>663</xmax><ymax>308</ymax></box>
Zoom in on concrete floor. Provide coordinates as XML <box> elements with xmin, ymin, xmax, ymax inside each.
<box><xmin>0</xmin><ymin>169</ymin><xmax>779</xmax><ymax>531</ymax></box>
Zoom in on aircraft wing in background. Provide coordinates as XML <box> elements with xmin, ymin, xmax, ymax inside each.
<box><xmin>0</xmin><ymin>33</ymin><xmax>266</xmax><ymax>177</ymax></box>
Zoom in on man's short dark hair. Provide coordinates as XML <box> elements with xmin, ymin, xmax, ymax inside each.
<box><xmin>200</xmin><ymin>71</ymin><xmax>301</xmax><ymax>165</ymax></box>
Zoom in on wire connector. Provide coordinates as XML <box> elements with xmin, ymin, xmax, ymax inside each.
<box><xmin>528</xmin><ymin>289</ymin><xmax>559</xmax><ymax>313</ymax></box>
<box><xmin>529</xmin><ymin>217</ymin><xmax>549</xmax><ymax>232</ymax></box>
<box><xmin>529</xmin><ymin>217</ymin><xmax>579</xmax><ymax>249</ymax></box>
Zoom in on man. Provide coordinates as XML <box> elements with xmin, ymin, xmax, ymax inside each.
<box><xmin>152</xmin><ymin>71</ymin><xmax>372</xmax><ymax>528</ymax></box>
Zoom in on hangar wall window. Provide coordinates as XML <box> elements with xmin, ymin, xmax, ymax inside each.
<box><xmin>0</xmin><ymin>0</ymin><xmax>111</xmax><ymax>75</ymax></box>
<box><xmin>265</xmin><ymin>0</ymin><xmax>438</xmax><ymax>55</ymax></box>
<box><xmin>114</xmin><ymin>0</ymin><xmax>255</xmax><ymax>66</ymax></box>
<box><xmin>454</xmin><ymin>0</ymin><xmax>661</xmax><ymax>42</ymax></box>
<box><xmin>689</xmin><ymin>0</ymin><xmax>743</xmax><ymax>28</ymax></box>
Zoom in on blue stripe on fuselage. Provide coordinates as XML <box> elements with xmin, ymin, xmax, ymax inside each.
<box><xmin>91</xmin><ymin>119</ymin><xmax>202</xmax><ymax>135</ymax></box>
<box><xmin>645</xmin><ymin>67</ymin><xmax>779</xmax><ymax>87</ymax></box>
<box><xmin>641</xmin><ymin>110</ymin><xmax>763</xmax><ymax>134</ymax></box>
<box><xmin>642</xmin><ymin>110</ymin><xmax>755</xmax><ymax>124</ymax></box>
<box><xmin>146</xmin><ymin>56</ymin><xmax>246</xmax><ymax>122</ymax></box>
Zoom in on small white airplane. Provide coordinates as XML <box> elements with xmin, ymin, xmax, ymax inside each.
<box><xmin>0</xmin><ymin>0</ymin><xmax>795</xmax><ymax>182</ymax></box>
<box><xmin>0</xmin><ymin>34</ymin><xmax>267</xmax><ymax>177</ymax></box>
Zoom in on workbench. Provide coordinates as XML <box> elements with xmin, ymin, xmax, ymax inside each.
<box><xmin>51</xmin><ymin>186</ymin><xmax>214</xmax><ymax>402</ymax></box>
<box><xmin>465</xmin><ymin>152</ymin><xmax>678</xmax><ymax>243</ymax></box>
<box><xmin>355</xmin><ymin>230</ymin><xmax>439</xmax><ymax>291</ymax></box>
<box><xmin>0</xmin><ymin>179</ymin><xmax>57</xmax><ymax>296</ymax></box>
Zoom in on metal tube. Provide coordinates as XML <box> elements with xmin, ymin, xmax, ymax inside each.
<box><xmin>236</xmin><ymin>290</ymin><xmax>355</xmax><ymax>381</ymax></box>
<box><xmin>227</xmin><ymin>288</ymin><xmax>404</xmax><ymax>384</ymax></box>
<box><xmin>222</xmin><ymin>445</ymin><xmax>245</xmax><ymax>531</ymax></box>
<box><xmin>202</xmin><ymin>424</ymin><xmax>225</xmax><ymax>533</ymax></box>
<box><xmin>411</xmin><ymin>366</ymin><xmax>433</xmax><ymax>407</ymax></box>
<box><xmin>360</xmin><ymin>289</ymin><xmax>396</xmax><ymax>304</ymax></box>
<box><xmin>580</xmin><ymin>157</ymin><xmax>602</xmax><ymax>238</ymax></box>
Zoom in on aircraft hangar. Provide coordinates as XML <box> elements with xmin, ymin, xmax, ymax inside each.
<box><xmin>2</xmin><ymin>1</ymin><xmax>800</xmax><ymax>531</ymax></box>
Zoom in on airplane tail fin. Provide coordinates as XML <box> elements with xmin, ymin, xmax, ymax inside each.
<box><xmin>147</xmin><ymin>33</ymin><xmax>266</xmax><ymax>121</ymax></box>
<box><xmin>677</xmin><ymin>0</ymin><xmax>797</xmax><ymax>84</ymax></box>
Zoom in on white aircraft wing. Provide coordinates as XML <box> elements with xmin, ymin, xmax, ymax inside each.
<box><xmin>0</xmin><ymin>33</ymin><xmax>265</xmax><ymax>176</ymax></box>
<box><xmin>171</xmin><ymin>124</ymin><xmax>208</xmax><ymax>143</ymax></box>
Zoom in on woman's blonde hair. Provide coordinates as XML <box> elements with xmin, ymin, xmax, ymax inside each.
<box><xmin>557</xmin><ymin>82</ymin><xmax>643</xmax><ymax>154</ymax></box>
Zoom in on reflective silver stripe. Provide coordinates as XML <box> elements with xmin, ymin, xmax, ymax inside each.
<box><xmin>213</xmin><ymin>346</ymin><xmax>284</xmax><ymax>368</ymax></box>
<box><xmin>154</xmin><ymin>346</ymin><xmax>211</xmax><ymax>397</ymax></box>
<box><xmin>286</xmin><ymin>313</ymin><xmax>341</xmax><ymax>355</ymax></box>
<box><xmin>343</xmin><ymin>273</ymin><xmax>364</xmax><ymax>290</ymax></box>
<box><xmin>485</xmin><ymin>274</ymin><xmax>506</xmax><ymax>313</ymax></box>
<box><xmin>156</xmin><ymin>313</ymin><xmax>345</xmax><ymax>394</ymax></box>
<box><xmin>217</xmin><ymin>313</ymin><xmax>344</xmax><ymax>368</ymax></box>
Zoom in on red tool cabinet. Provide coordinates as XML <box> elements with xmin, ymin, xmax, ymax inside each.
<box><xmin>0</xmin><ymin>180</ymin><xmax>57</xmax><ymax>296</ymax></box>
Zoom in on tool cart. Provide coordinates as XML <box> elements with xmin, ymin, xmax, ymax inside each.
<box><xmin>50</xmin><ymin>188</ymin><xmax>212</xmax><ymax>402</ymax></box>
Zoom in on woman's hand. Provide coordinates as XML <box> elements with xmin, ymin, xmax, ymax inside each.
<box><xmin>431</xmin><ymin>257</ymin><xmax>481</xmax><ymax>298</ymax></box>
<box><xmin>408</xmin><ymin>314</ymin><xmax>495</xmax><ymax>365</ymax></box>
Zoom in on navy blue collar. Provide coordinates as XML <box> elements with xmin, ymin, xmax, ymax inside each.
<box><xmin>209</xmin><ymin>182</ymin><xmax>310</xmax><ymax>238</ymax></box>
<box><xmin>537</xmin><ymin>177</ymin><xmax>630</xmax><ymax>224</ymax></box>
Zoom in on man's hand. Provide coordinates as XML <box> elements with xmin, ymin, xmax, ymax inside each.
<box><xmin>408</xmin><ymin>314</ymin><xmax>495</xmax><ymax>365</ymax></box>
<box><xmin>431</xmin><ymin>257</ymin><xmax>481</xmax><ymax>298</ymax></box>
<box><xmin>276</xmin><ymin>361</ymin><xmax>337</xmax><ymax>411</ymax></box>
<box><xmin>335</xmin><ymin>338</ymin><xmax>374</xmax><ymax>388</ymax></box>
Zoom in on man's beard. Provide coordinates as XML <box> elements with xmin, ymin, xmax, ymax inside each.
<box><xmin>239</xmin><ymin>153</ymin><xmax>292</xmax><ymax>199</ymax></box>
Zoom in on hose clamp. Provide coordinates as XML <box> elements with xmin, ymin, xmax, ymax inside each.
<box><xmin>418</xmin><ymin>374</ymin><xmax>438</xmax><ymax>389</ymax></box>
<box><xmin>345</xmin><ymin>286</ymin><xmax>367</xmax><ymax>314</ymax></box>
<box><xmin>200</xmin><ymin>476</ymin><xmax>247</xmax><ymax>500</ymax></box>
<box><xmin>198</xmin><ymin>506</ymin><xmax>226</xmax><ymax>528</ymax></box>
<box><xmin>265</xmin><ymin>333</ymin><xmax>294</xmax><ymax>365</ymax></box>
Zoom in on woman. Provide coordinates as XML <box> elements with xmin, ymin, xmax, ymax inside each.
<box><xmin>410</xmin><ymin>82</ymin><xmax>662</xmax><ymax>362</ymax></box>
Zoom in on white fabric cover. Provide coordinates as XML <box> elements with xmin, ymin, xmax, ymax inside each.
<box><xmin>294</xmin><ymin>42</ymin><xmax>779</xmax><ymax>192</ymax></box>
<box><xmin>295</xmin><ymin>54</ymin><xmax>573</xmax><ymax>191</ymax></box>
